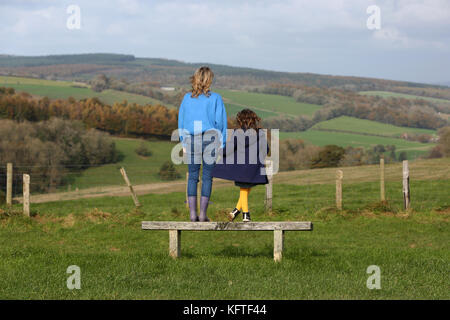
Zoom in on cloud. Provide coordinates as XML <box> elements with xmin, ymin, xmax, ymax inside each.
<box><xmin>373</xmin><ymin>27</ymin><xmax>446</xmax><ymax>49</ymax></box>
<box><xmin>116</xmin><ymin>0</ymin><xmax>141</xmax><ymax>15</ymax></box>
<box><xmin>0</xmin><ymin>0</ymin><xmax>449</xmax><ymax>83</ymax></box>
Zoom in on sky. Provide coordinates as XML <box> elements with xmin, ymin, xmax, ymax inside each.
<box><xmin>1</xmin><ymin>0</ymin><xmax>450</xmax><ymax>85</ymax></box>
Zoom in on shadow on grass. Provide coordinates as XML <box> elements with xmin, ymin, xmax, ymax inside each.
<box><xmin>215</xmin><ymin>244</ymin><xmax>273</xmax><ymax>258</ymax></box>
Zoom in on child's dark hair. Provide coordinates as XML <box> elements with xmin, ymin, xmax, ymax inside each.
<box><xmin>236</xmin><ymin>109</ymin><xmax>261</xmax><ymax>130</ymax></box>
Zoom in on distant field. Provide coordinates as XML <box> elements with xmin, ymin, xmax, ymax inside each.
<box><xmin>0</xmin><ymin>76</ymin><xmax>174</xmax><ymax>108</ymax></box>
<box><xmin>312</xmin><ymin>116</ymin><xmax>436</xmax><ymax>137</ymax></box>
<box><xmin>280</xmin><ymin>130</ymin><xmax>434</xmax><ymax>159</ymax></box>
<box><xmin>63</xmin><ymin>132</ymin><xmax>434</xmax><ymax>192</ymax></box>
<box><xmin>225</xmin><ymin>102</ymin><xmax>278</xmax><ymax>119</ymax></box>
<box><xmin>61</xmin><ymin>138</ymin><xmax>186</xmax><ymax>191</ymax></box>
<box><xmin>60</xmin><ymin>132</ymin><xmax>432</xmax><ymax>191</ymax></box>
<box><xmin>359</xmin><ymin>91</ymin><xmax>450</xmax><ymax>105</ymax></box>
<box><xmin>216</xmin><ymin>89</ymin><xmax>321</xmax><ymax>118</ymax></box>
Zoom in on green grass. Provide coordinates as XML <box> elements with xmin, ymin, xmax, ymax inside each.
<box><xmin>359</xmin><ymin>91</ymin><xmax>450</xmax><ymax>105</ymax></box>
<box><xmin>0</xmin><ymin>76</ymin><xmax>174</xmax><ymax>108</ymax></box>
<box><xmin>280</xmin><ymin>130</ymin><xmax>434</xmax><ymax>159</ymax></box>
<box><xmin>312</xmin><ymin>116</ymin><xmax>436</xmax><ymax>138</ymax></box>
<box><xmin>225</xmin><ymin>102</ymin><xmax>278</xmax><ymax>119</ymax></box>
<box><xmin>215</xmin><ymin>89</ymin><xmax>321</xmax><ymax>118</ymax></box>
<box><xmin>62</xmin><ymin>138</ymin><xmax>186</xmax><ymax>190</ymax></box>
<box><xmin>0</xmin><ymin>173</ymin><xmax>448</xmax><ymax>299</ymax></box>
<box><xmin>65</xmin><ymin>131</ymin><xmax>433</xmax><ymax>192</ymax></box>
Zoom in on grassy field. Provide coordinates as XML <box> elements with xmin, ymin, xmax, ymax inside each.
<box><xmin>311</xmin><ymin>116</ymin><xmax>436</xmax><ymax>138</ymax></box>
<box><xmin>225</xmin><ymin>102</ymin><xmax>278</xmax><ymax>119</ymax></box>
<box><xmin>61</xmin><ymin>138</ymin><xmax>186</xmax><ymax>191</ymax></box>
<box><xmin>359</xmin><ymin>91</ymin><xmax>450</xmax><ymax>105</ymax></box>
<box><xmin>62</xmin><ymin>132</ymin><xmax>433</xmax><ymax>193</ymax></box>
<box><xmin>280</xmin><ymin>130</ymin><xmax>434</xmax><ymax>159</ymax></box>
<box><xmin>216</xmin><ymin>89</ymin><xmax>322</xmax><ymax>118</ymax></box>
<box><xmin>1</xmin><ymin>158</ymin><xmax>449</xmax><ymax>299</ymax></box>
<box><xmin>0</xmin><ymin>76</ymin><xmax>174</xmax><ymax>108</ymax></box>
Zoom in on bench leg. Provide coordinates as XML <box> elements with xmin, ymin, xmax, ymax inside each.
<box><xmin>169</xmin><ymin>229</ymin><xmax>181</xmax><ymax>259</ymax></box>
<box><xmin>273</xmin><ymin>230</ymin><xmax>284</xmax><ymax>262</ymax></box>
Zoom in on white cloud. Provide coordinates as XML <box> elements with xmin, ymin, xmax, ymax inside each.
<box><xmin>0</xmin><ymin>0</ymin><xmax>449</xmax><ymax>82</ymax></box>
<box><xmin>116</xmin><ymin>0</ymin><xmax>141</xmax><ymax>15</ymax></box>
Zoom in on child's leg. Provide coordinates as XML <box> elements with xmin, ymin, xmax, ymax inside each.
<box><xmin>236</xmin><ymin>196</ymin><xmax>242</xmax><ymax>211</ymax></box>
<box><xmin>240</xmin><ymin>188</ymin><xmax>250</xmax><ymax>213</ymax></box>
<box><xmin>235</xmin><ymin>188</ymin><xmax>251</xmax><ymax>210</ymax></box>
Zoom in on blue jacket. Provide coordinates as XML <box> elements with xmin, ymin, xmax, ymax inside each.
<box><xmin>178</xmin><ymin>91</ymin><xmax>227</xmax><ymax>148</ymax></box>
<box><xmin>212</xmin><ymin>128</ymin><xmax>269</xmax><ymax>184</ymax></box>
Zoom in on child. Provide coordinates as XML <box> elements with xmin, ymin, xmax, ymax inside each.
<box><xmin>178</xmin><ymin>66</ymin><xmax>227</xmax><ymax>222</ymax></box>
<box><xmin>212</xmin><ymin>109</ymin><xmax>269</xmax><ymax>222</ymax></box>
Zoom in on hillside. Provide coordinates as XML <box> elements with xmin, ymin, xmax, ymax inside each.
<box><xmin>1</xmin><ymin>74</ymin><xmax>441</xmax><ymax>162</ymax></box>
<box><xmin>311</xmin><ymin>116</ymin><xmax>436</xmax><ymax>138</ymax></box>
<box><xmin>0</xmin><ymin>75</ymin><xmax>173</xmax><ymax>108</ymax></box>
<box><xmin>1</xmin><ymin>53</ymin><xmax>449</xmax><ymax>94</ymax></box>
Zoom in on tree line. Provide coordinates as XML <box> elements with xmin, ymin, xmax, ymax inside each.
<box><xmin>279</xmin><ymin>140</ymin><xmax>405</xmax><ymax>171</ymax></box>
<box><xmin>89</xmin><ymin>74</ymin><xmax>186</xmax><ymax>107</ymax></box>
<box><xmin>0</xmin><ymin>118</ymin><xmax>121</xmax><ymax>196</ymax></box>
<box><xmin>259</xmin><ymin>83</ymin><xmax>449</xmax><ymax>132</ymax></box>
<box><xmin>0</xmin><ymin>87</ymin><xmax>178</xmax><ymax>138</ymax></box>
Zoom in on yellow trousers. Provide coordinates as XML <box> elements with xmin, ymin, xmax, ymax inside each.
<box><xmin>235</xmin><ymin>188</ymin><xmax>251</xmax><ymax>212</ymax></box>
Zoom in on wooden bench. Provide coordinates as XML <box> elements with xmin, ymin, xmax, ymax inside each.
<box><xmin>141</xmin><ymin>221</ymin><xmax>313</xmax><ymax>262</ymax></box>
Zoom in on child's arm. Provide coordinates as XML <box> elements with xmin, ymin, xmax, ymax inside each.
<box><xmin>178</xmin><ymin>96</ymin><xmax>186</xmax><ymax>148</ymax></box>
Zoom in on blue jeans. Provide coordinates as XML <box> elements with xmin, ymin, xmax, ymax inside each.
<box><xmin>186</xmin><ymin>133</ymin><xmax>217</xmax><ymax>198</ymax></box>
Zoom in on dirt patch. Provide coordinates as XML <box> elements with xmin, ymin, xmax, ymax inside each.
<box><xmin>32</xmin><ymin>213</ymin><xmax>76</xmax><ymax>227</ymax></box>
<box><xmin>396</xmin><ymin>212</ymin><xmax>411</xmax><ymax>219</ymax></box>
<box><xmin>433</xmin><ymin>205</ymin><xmax>450</xmax><ymax>215</ymax></box>
<box><xmin>62</xmin><ymin>214</ymin><xmax>76</xmax><ymax>227</ymax></box>
<box><xmin>214</xmin><ymin>208</ymin><xmax>232</xmax><ymax>222</ymax></box>
<box><xmin>86</xmin><ymin>208</ymin><xmax>111</xmax><ymax>223</ymax></box>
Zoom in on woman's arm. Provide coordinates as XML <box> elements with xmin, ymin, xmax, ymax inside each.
<box><xmin>215</xmin><ymin>95</ymin><xmax>227</xmax><ymax>148</ymax></box>
<box><xmin>178</xmin><ymin>96</ymin><xmax>186</xmax><ymax>147</ymax></box>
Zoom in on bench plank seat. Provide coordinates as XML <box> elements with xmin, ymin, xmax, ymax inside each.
<box><xmin>142</xmin><ymin>221</ymin><xmax>312</xmax><ymax>231</ymax></box>
<box><xmin>142</xmin><ymin>221</ymin><xmax>313</xmax><ymax>262</ymax></box>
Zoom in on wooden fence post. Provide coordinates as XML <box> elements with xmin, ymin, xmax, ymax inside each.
<box><xmin>273</xmin><ymin>230</ymin><xmax>284</xmax><ymax>262</ymax></box>
<box><xmin>23</xmin><ymin>174</ymin><xmax>30</xmax><ymax>217</ymax></box>
<box><xmin>380</xmin><ymin>158</ymin><xmax>385</xmax><ymax>202</ymax></box>
<box><xmin>120</xmin><ymin>167</ymin><xmax>141</xmax><ymax>208</ymax></box>
<box><xmin>185</xmin><ymin>172</ymin><xmax>189</xmax><ymax>208</ymax></box>
<box><xmin>169</xmin><ymin>229</ymin><xmax>181</xmax><ymax>259</ymax></box>
<box><xmin>265</xmin><ymin>160</ymin><xmax>273</xmax><ymax>212</ymax></box>
<box><xmin>336</xmin><ymin>169</ymin><xmax>343</xmax><ymax>210</ymax></box>
<box><xmin>197</xmin><ymin>178</ymin><xmax>201</xmax><ymax>209</ymax></box>
<box><xmin>402</xmin><ymin>160</ymin><xmax>410</xmax><ymax>210</ymax></box>
<box><xmin>6</xmin><ymin>163</ymin><xmax>12</xmax><ymax>206</ymax></box>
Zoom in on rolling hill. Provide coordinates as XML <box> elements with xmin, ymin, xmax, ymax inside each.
<box><xmin>1</xmin><ymin>53</ymin><xmax>449</xmax><ymax>93</ymax></box>
<box><xmin>0</xmin><ymin>75</ymin><xmax>173</xmax><ymax>107</ymax></box>
<box><xmin>311</xmin><ymin>116</ymin><xmax>436</xmax><ymax>138</ymax></box>
<box><xmin>216</xmin><ymin>89</ymin><xmax>321</xmax><ymax>118</ymax></box>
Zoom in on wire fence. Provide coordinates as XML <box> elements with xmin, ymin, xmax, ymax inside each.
<box><xmin>1</xmin><ymin>159</ymin><xmax>449</xmax><ymax>213</ymax></box>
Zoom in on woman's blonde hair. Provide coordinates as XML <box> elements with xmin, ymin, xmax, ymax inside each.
<box><xmin>190</xmin><ymin>66</ymin><xmax>214</xmax><ymax>98</ymax></box>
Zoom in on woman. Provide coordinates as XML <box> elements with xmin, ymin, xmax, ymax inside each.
<box><xmin>178</xmin><ymin>66</ymin><xmax>227</xmax><ymax>222</ymax></box>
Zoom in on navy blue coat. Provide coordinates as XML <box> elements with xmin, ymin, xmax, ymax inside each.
<box><xmin>212</xmin><ymin>129</ymin><xmax>269</xmax><ymax>185</ymax></box>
